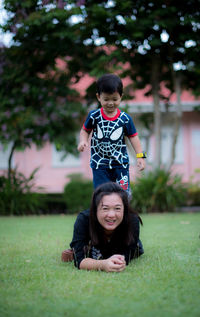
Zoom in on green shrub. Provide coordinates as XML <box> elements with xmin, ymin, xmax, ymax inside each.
<box><xmin>0</xmin><ymin>168</ymin><xmax>43</xmax><ymax>215</ymax></box>
<box><xmin>187</xmin><ymin>186</ymin><xmax>200</xmax><ymax>206</ymax></box>
<box><xmin>130</xmin><ymin>169</ymin><xmax>187</xmax><ymax>213</ymax></box>
<box><xmin>38</xmin><ymin>193</ymin><xmax>67</xmax><ymax>214</ymax></box>
<box><xmin>63</xmin><ymin>175</ymin><xmax>93</xmax><ymax>213</ymax></box>
<box><xmin>186</xmin><ymin>169</ymin><xmax>200</xmax><ymax>206</ymax></box>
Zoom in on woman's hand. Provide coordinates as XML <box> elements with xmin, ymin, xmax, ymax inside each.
<box><xmin>101</xmin><ymin>255</ymin><xmax>126</xmax><ymax>272</ymax></box>
<box><xmin>79</xmin><ymin>255</ymin><xmax>126</xmax><ymax>272</ymax></box>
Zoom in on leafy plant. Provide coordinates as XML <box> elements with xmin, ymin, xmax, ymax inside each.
<box><xmin>186</xmin><ymin>169</ymin><xmax>200</xmax><ymax>206</ymax></box>
<box><xmin>130</xmin><ymin>169</ymin><xmax>187</xmax><ymax>213</ymax></box>
<box><xmin>63</xmin><ymin>175</ymin><xmax>93</xmax><ymax>214</ymax></box>
<box><xmin>0</xmin><ymin>168</ymin><xmax>43</xmax><ymax>215</ymax></box>
<box><xmin>38</xmin><ymin>193</ymin><xmax>67</xmax><ymax>214</ymax></box>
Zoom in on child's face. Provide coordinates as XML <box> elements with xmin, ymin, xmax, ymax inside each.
<box><xmin>96</xmin><ymin>91</ymin><xmax>122</xmax><ymax>115</ymax></box>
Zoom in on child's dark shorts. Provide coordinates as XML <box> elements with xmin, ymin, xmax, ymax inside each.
<box><xmin>92</xmin><ymin>165</ymin><xmax>130</xmax><ymax>193</ymax></box>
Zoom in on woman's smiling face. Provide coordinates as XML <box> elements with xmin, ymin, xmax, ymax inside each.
<box><xmin>97</xmin><ymin>193</ymin><xmax>124</xmax><ymax>235</ymax></box>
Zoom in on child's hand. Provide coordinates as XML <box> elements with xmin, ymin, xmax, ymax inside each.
<box><xmin>137</xmin><ymin>158</ymin><xmax>145</xmax><ymax>171</ymax></box>
<box><xmin>77</xmin><ymin>141</ymin><xmax>88</xmax><ymax>152</ymax></box>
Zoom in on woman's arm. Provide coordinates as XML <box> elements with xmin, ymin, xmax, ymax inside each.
<box><xmin>70</xmin><ymin>210</ymin><xmax>90</xmax><ymax>268</ymax></box>
<box><xmin>80</xmin><ymin>255</ymin><xmax>126</xmax><ymax>272</ymax></box>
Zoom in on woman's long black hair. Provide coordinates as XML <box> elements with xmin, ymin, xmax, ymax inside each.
<box><xmin>89</xmin><ymin>182</ymin><xmax>142</xmax><ymax>247</ymax></box>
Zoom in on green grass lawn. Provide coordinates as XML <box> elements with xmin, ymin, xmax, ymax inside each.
<box><xmin>0</xmin><ymin>212</ymin><xmax>200</xmax><ymax>317</ymax></box>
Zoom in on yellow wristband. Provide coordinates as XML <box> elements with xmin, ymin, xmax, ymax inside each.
<box><xmin>136</xmin><ymin>152</ymin><xmax>147</xmax><ymax>158</ymax></box>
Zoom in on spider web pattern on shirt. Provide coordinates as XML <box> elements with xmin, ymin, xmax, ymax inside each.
<box><xmin>90</xmin><ymin>110</ymin><xmax>130</xmax><ymax>169</ymax></box>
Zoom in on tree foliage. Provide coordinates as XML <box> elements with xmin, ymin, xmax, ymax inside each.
<box><xmin>71</xmin><ymin>0</ymin><xmax>200</xmax><ymax>166</ymax></box>
<box><xmin>1</xmin><ymin>0</ymin><xmax>200</xmax><ymax>171</ymax></box>
<box><xmin>0</xmin><ymin>0</ymin><xmax>90</xmax><ymax>167</ymax></box>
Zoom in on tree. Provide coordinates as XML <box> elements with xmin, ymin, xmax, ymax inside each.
<box><xmin>0</xmin><ymin>0</ymin><xmax>89</xmax><ymax>178</ymax></box>
<box><xmin>1</xmin><ymin>0</ymin><xmax>199</xmax><ymax>175</ymax></box>
<box><xmin>67</xmin><ymin>0</ymin><xmax>200</xmax><ymax>168</ymax></box>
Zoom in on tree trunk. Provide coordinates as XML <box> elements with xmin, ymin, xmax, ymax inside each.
<box><xmin>151</xmin><ymin>59</ymin><xmax>161</xmax><ymax>168</ymax></box>
<box><xmin>8</xmin><ymin>141</ymin><xmax>17</xmax><ymax>182</ymax></box>
<box><xmin>167</xmin><ymin>73</ymin><xmax>182</xmax><ymax>169</ymax></box>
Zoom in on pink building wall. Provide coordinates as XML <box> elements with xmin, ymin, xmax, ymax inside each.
<box><xmin>13</xmin><ymin>144</ymin><xmax>92</xmax><ymax>193</ymax></box>
<box><xmin>1</xmin><ymin>70</ymin><xmax>199</xmax><ymax>193</ymax></box>
<box><xmin>172</xmin><ymin>112</ymin><xmax>200</xmax><ymax>182</ymax></box>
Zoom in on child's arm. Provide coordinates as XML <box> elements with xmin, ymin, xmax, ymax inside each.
<box><xmin>129</xmin><ymin>135</ymin><xmax>146</xmax><ymax>171</ymax></box>
<box><xmin>77</xmin><ymin>128</ymin><xmax>89</xmax><ymax>152</ymax></box>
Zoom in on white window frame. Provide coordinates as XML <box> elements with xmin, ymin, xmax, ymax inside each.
<box><xmin>51</xmin><ymin>144</ymin><xmax>81</xmax><ymax>168</ymax></box>
<box><xmin>161</xmin><ymin>126</ymin><xmax>183</xmax><ymax>164</ymax></box>
<box><xmin>191</xmin><ymin>129</ymin><xmax>200</xmax><ymax>156</ymax></box>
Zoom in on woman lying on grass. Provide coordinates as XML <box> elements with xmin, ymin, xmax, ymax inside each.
<box><xmin>62</xmin><ymin>182</ymin><xmax>144</xmax><ymax>272</ymax></box>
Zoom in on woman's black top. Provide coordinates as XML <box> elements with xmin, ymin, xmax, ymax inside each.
<box><xmin>70</xmin><ymin>209</ymin><xmax>144</xmax><ymax>269</ymax></box>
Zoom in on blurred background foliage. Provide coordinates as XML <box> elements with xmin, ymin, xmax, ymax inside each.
<box><xmin>0</xmin><ymin>0</ymin><xmax>200</xmax><ymax>213</ymax></box>
<box><xmin>130</xmin><ymin>169</ymin><xmax>187</xmax><ymax>213</ymax></box>
<box><xmin>1</xmin><ymin>0</ymin><xmax>200</xmax><ymax>161</ymax></box>
<box><xmin>0</xmin><ymin>169</ymin><xmax>199</xmax><ymax>215</ymax></box>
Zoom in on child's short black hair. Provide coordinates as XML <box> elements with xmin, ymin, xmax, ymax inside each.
<box><xmin>96</xmin><ymin>74</ymin><xmax>123</xmax><ymax>96</ymax></box>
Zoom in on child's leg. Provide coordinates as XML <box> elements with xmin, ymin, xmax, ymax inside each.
<box><xmin>114</xmin><ymin>166</ymin><xmax>130</xmax><ymax>193</ymax></box>
<box><xmin>92</xmin><ymin>168</ymin><xmax>115</xmax><ymax>189</ymax></box>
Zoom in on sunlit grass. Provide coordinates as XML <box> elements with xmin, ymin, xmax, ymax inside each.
<box><xmin>0</xmin><ymin>212</ymin><xmax>200</xmax><ymax>317</ymax></box>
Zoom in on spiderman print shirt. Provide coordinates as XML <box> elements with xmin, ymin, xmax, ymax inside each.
<box><xmin>83</xmin><ymin>107</ymin><xmax>138</xmax><ymax>169</ymax></box>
